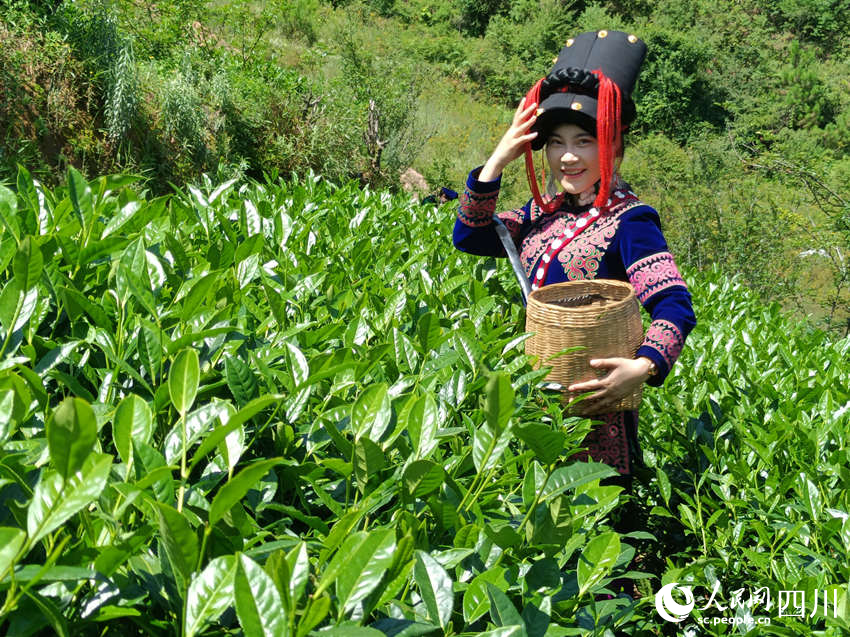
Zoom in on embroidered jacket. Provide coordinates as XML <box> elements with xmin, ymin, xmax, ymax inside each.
<box><xmin>454</xmin><ymin>166</ymin><xmax>696</xmax><ymax>387</ymax></box>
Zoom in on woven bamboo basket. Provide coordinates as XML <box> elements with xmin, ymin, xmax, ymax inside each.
<box><xmin>525</xmin><ymin>279</ymin><xmax>644</xmax><ymax>415</ymax></box>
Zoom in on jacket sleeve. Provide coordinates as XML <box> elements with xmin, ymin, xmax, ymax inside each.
<box><xmin>453</xmin><ymin>166</ymin><xmax>530</xmax><ymax>257</ymax></box>
<box><xmin>617</xmin><ymin>207</ymin><xmax>696</xmax><ymax>387</ymax></box>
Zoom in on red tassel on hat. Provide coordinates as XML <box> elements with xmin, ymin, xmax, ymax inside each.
<box><xmin>592</xmin><ymin>69</ymin><xmax>622</xmax><ymax>210</ymax></box>
<box><xmin>522</xmin><ymin>79</ymin><xmax>562</xmax><ymax>214</ymax></box>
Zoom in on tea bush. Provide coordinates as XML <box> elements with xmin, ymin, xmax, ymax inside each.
<box><xmin>0</xmin><ymin>168</ymin><xmax>848</xmax><ymax>635</ymax></box>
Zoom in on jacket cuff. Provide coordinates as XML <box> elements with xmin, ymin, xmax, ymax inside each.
<box><xmin>637</xmin><ymin>320</ymin><xmax>685</xmax><ymax>386</ymax></box>
<box><xmin>458</xmin><ymin>166</ymin><xmax>502</xmax><ymax>228</ymax></box>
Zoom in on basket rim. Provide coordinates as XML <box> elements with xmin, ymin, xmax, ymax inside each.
<box><xmin>527</xmin><ymin>279</ymin><xmax>637</xmax><ymax>314</ymax></box>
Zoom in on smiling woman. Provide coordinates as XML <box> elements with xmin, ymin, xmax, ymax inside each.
<box><xmin>451</xmin><ymin>30</ymin><xmax>697</xmax><ymax>573</ymax></box>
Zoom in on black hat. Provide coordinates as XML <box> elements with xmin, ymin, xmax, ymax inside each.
<box><xmin>530</xmin><ymin>30</ymin><xmax>647</xmax><ymax>150</ymax></box>
<box><xmin>521</xmin><ymin>30</ymin><xmax>647</xmax><ymax>213</ymax></box>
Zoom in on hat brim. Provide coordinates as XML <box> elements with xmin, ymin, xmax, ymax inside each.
<box><xmin>530</xmin><ymin>92</ymin><xmax>636</xmax><ymax>150</ymax></box>
<box><xmin>530</xmin><ymin>93</ymin><xmax>598</xmax><ymax>150</ymax></box>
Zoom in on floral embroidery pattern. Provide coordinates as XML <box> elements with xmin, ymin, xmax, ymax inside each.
<box><xmin>626</xmin><ymin>251</ymin><xmax>688</xmax><ymax>304</ymax></box>
<box><xmin>497</xmin><ymin>208</ymin><xmax>525</xmax><ymax>239</ymax></box>
<box><xmin>457</xmin><ymin>189</ymin><xmax>499</xmax><ymax>227</ymax></box>
<box><xmin>552</xmin><ymin>198</ymin><xmax>645</xmax><ymax>280</ymax></box>
<box><xmin>570</xmin><ymin>411</ymin><xmax>633</xmax><ymax>474</ymax></box>
<box><xmin>642</xmin><ymin>320</ymin><xmax>684</xmax><ymax>369</ymax></box>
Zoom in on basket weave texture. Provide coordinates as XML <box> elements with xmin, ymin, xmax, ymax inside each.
<box><xmin>525</xmin><ymin>279</ymin><xmax>644</xmax><ymax>415</ymax></box>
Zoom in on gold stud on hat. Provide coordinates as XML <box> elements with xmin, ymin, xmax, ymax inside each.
<box><xmin>628</xmin><ymin>34</ymin><xmax>638</xmax><ymax>43</ymax></box>
<box><xmin>571</xmin><ymin>102</ymin><xmax>583</xmax><ymax>110</ymax></box>
<box><xmin>598</xmin><ymin>30</ymin><xmax>608</xmax><ymax>38</ymax></box>
<box><xmin>566</xmin><ymin>38</ymin><xmax>574</xmax><ymax>47</ymax></box>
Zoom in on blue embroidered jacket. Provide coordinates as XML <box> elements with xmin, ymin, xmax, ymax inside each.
<box><xmin>453</xmin><ymin>167</ymin><xmax>696</xmax><ymax>386</ymax></box>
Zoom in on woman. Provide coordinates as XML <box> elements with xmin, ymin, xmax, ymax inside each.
<box><xmin>453</xmin><ymin>30</ymin><xmax>696</xmax><ymax>486</ymax></box>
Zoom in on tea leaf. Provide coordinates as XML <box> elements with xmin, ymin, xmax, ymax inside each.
<box><xmin>403</xmin><ymin>460</ymin><xmax>445</xmax><ymax>500</ymax></box>
<box><xmin>352</xmin><ymin>383</ymin><xmax>391</xmax><ymax>442</ymax></box>
<box><xmin>485</xmin><ymin>372</ymin><xmax>513</xmax><ymax>435</ymax></box>
<box><xmin>185</xmin><ymin>555</ymin><xmax>237</xmax><ymax>637</ymax></box>
<box><xmin>169</xmin><ymin>348</ymin><xmax>200</xmax><ymax>414</ymax></box>
<box><xmin>209</xmin><ymin>458</ymin><xmax>282</xmax><ymax>526</ymax></box>
<box><xmin>403</xmin><ymin>394</ymin><xmax>438</xmax><ymax>459</ymax></box>
<box><xmin>486</xmin><ymin>582</ymin><xmax>524</xmax><ymax>629</ymax></box>
<box><xmin>463</xmin><ymin>567</ymin><xmax>510</xmax><ymax>623</ymax></box>
<box><xmin>413</xmin><ymin>550</ymin><xmax>454</xmax><ymax>628</ymax></box>
<box><xmin>13</xmin><ymin>236</ymin><xmax>43</xmax><ymax>291</ymax></box>
<box><xmin>225</xmin><ymin>355</ymin><xmax>258</xmax><ymax>407</ymax></box>
<box><xmin>235</xmin><ymin>553</ymin><xmax>288</xmax><ymax>637</ymax></box>
<box><xmin>333</xmin><ymin>528</ymin><xmax>396</xmax><ymax>616</ymax></box>
<box><xmin>0</xmin><ymin>527</ymin><xmax>25</xmax><ymax>577</ymax></box>
<box><xmin>47</xmin><ymin>397</ymin><xmax>97</xmax><ymax>479</ymax></box>
<box><xmin>154</xmin><ymin>502</ymin><xmax>199</xmax><ymax>593</ymax></box>
<box><xmin>113</xmin><ymin>395</ymin><xmax>153</xmax><ymax>466</ymax></box>
<box><xmin>27</xmin><ymin>453</ymin><xmax>112</xmax><ymax>547</ymax></box>
<box><xmin>577</xmin><ymin>532</ymin><xmax>620</xmax><ymax>597</ymax></box>
<box><xmin>0</xmin><ymin>185</ymin><xmax>21</xmax><ymax>241</ymax></box>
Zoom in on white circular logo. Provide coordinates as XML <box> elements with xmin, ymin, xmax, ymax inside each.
<box><xmin>655</xmin><ymin>582</ymin><xmax>695</xmax><ymax>623</ymax></box>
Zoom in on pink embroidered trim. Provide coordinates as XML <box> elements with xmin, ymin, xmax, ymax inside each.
<box><xmin>497</xmin><ymin>209</ymin><xmax>524</xmax><ymax>239</ymax></box>
<box><xmin>626</xmin><ymin>251</ymin><xmax>688</xmax><ymax>304</ymax></box>
<box><xmin>643</xmin><ymin>320</ymin><xmax>684</xmax><ymax>369</ymax></box>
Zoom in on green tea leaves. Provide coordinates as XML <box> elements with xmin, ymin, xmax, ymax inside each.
<box><xmin>352</xmin><ymin>383</ymin><xmax>391</xmax><ymax>442</ymax></box>
<box><xmin>185</xmin><ymin>555</ymin><xmax>238</xmax><ymax>637</ymax></box>
<box><xmin>577</xmin><ymin>532</ymin><xmax>621</xmax><ymax>597</ymax></box>
<box><xmin>235</xmin><ymin>553</ymin><xmax>289</xmax><ymax>637</ymax></box>
<box><xmin>209</xmin><ymin>458</ymin><xmax>282</xmax><ymax>527</ymax></box>
<box><xmin>13</xmin><ymin>236</ymin><xmax>43</xmax><ymax>291</ymax></box>
<box><xmin>113</xmin><ymin>394</ymin><xmax>153</xmax><ymax>466</ymax></box>
<box><xmin>414</xmin><ymin>550</ymin><xmax>454</xmax><ymax>628</ymax></box>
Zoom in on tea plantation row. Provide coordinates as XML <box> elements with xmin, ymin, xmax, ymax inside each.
<box><xmin>0</xmin><ymin>168</ymin><xmax>848</xmax><ymax>635</ymax></box>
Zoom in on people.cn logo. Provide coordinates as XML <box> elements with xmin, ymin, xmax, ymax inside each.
<box><xmin>655</xmin><ymin>582</ymin><xmax>696</xmax><ymax>623</ymax></box>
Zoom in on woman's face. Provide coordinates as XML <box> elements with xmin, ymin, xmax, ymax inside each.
<box><xmin>545</xmin><ymin>123</ymin><xmax>600</xmax><ymax>197</ymax></box>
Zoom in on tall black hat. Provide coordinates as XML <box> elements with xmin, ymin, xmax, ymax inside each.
<box><xmin>530</xmin><ymin>30</ymin><xmax>647</xmax><ymax>150</ymax></box>
<box><xmin>522</xmin><ymin>30</ymin><xmax>647</xmax><ymax>212</ymax></box>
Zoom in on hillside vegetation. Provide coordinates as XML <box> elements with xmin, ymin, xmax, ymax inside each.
<box><xmin>2</xmin><ymin>0</ymin><xmax>849</xmax><ymax>335</ymax></box>
<box><xmin>0</xmin><ymin>168</ymin><xmax>849</xmax><ymax>635</ymax></box>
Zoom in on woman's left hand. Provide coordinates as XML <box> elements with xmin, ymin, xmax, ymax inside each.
<box><xmin>567</xmin><ymin>357</ymin><xmax>652</xmax><ymax>411</ymax></box>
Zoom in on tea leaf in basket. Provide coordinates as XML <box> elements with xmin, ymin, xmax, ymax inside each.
<box><xmin>548</xmin><ymin>293</ymin><xmax>609</xmax><ymax>308</ymax></box>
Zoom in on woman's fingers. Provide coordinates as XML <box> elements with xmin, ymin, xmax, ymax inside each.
<box><xmin>568</xmin><ymin>379</ymin><xmax>604</xmax><ymax>393</ymax></box>
<box><xmin>513</xmin><ymin>101</ymin><xmax>538</xmax><ymax>126</ymax></box>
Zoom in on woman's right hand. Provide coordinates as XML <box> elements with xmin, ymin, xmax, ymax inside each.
<box><xmin>479</xmin><ymin>99</ymin><xmax>540</xmax><ymax>182</ymax></box>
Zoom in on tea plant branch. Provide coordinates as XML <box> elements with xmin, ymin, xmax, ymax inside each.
<box><xmin>0</xmin><ymin>535</ymin><xmax>71</xmax><ymax>618</ymax></box>
<box><xmin>693</xmin><ymin>474</ymin><xmax>708</xmax><ymax>557</ymax></box>
<box><xmin>0</xmin><ymin>298</ymin><xmax>23</xmax><ymax>360</ymax></box>
<box><xmin>518</xmin><ymin>462</ymin><xmax>556</xmax><ymax>539</ymax></box>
